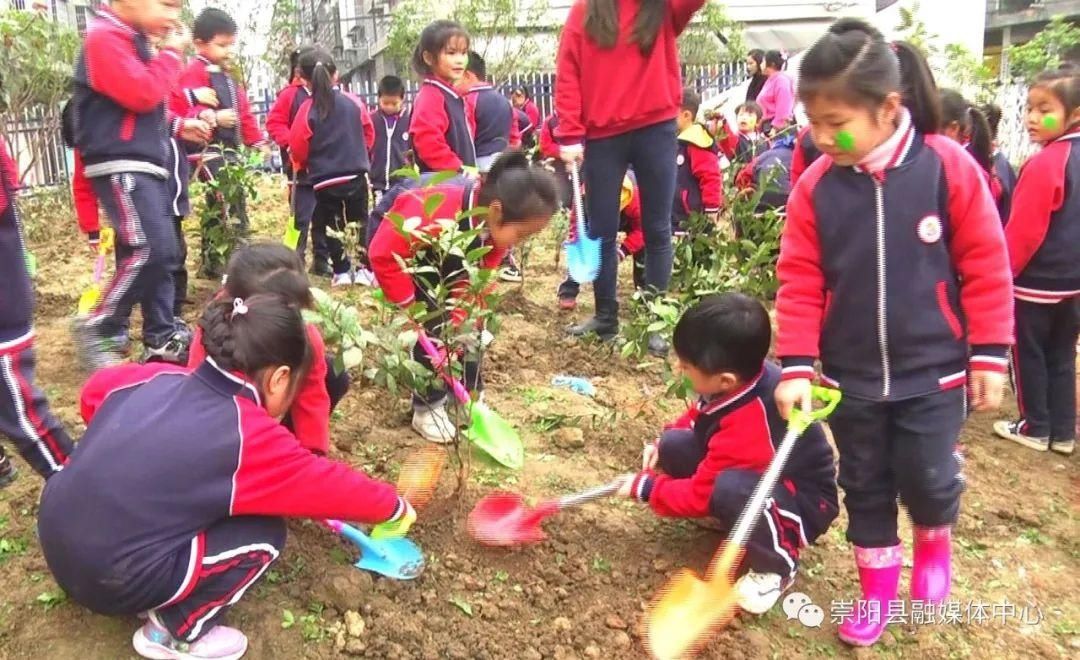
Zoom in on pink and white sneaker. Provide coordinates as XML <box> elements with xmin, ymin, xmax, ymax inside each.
<box><xmin>133</xmin><ymin>618</ymin><xmax>248</xmax><ymax>660</ymax></box>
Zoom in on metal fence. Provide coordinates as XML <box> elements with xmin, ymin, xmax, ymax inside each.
<box><xmin>994</xmin><ymin>82</ymin><xmax>1039</xmax><ymax>168</ymax></box>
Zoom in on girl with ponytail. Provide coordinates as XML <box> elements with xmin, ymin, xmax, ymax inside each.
<box><xmin>774</xmin><ymin>18</ymin><xmax>1013</xmax><ymax>648</ymax></box>
<box><xmin>290</xmin><ymin>47</ymin><xmax>378</xmax><ymax>287</ymax></box>
<box><xmin>939</xmin><ymin>89</ymin><xmax>1005</xmax><ymax>220</ymax></box>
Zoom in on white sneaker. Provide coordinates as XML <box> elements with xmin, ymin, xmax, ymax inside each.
<box><xmin>735</xmin><ymin>570</ymin><xmax>784</xmax><ymax>615</ymax></box>
<box><xmin>331</xmin><ymin>272</ymin><xmax>353</xmax><ymax>287</ymax></box>
<box><xmin>133</xmin><ymin>617</ymin><xmax>248</xmax><ymax>659</ymax></box>
<box><xmin>412</xmin><ymin>401</ymin><xmax>457</xmax><ymax>444</ymax></box>
<box><xmin>993</xmin><ymin>420</ymin><xmax>1049</xmax><ymax>452</ymax></box>
<box><xmin>353</xmin><ymin>267</ymin><xmax>377</xmax><ymax>287</ymax></box>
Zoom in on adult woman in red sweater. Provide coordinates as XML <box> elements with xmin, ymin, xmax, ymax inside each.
<box><xmin>555</xmin><ymin>0</ymin><xmax>706</xmax><ymax>356</ymax></box>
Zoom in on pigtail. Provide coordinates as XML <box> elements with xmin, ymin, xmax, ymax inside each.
<box><xmin>893</xmin><ymin>41</ymin><xmax>942</xmax><ymax>136</ymax></box>
<box><xmin>982</xmin><ymin>103</ymin><xmax>1003</xmax><ymax>141</ymax></box>
<box><xmin>966</xmin><ymin>106</ymin><xmax>994</xmax><ymax>174</ymax></box>
<box><xmin>312</xmin><ymin>63</ymin><xmax>335</xmax><ymax>121</ymax></box>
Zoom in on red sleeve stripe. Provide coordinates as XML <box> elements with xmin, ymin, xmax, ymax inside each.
<box><xmin>780</xmin><ymin>365</ymin><xmax>815</xmax><ymax>379</ymax></box>
<box><xmin>969</xmin><ymin>356</ymin><xmax>1008</xmax><ymax>372</ymax></box>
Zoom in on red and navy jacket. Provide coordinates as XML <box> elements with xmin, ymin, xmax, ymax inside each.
<box><xmin>175</xmin><ymin>55</ymin><xmax>266</xmax><ymax>152</ymax></box>
<box><xmin>466</xmin><ymin>84</ymin><xmax>519</xmax><ymax>159</ymax></box>
<box><xmin>539</xmin><ymin>113</ymin><xmax>562</xmax><ymax>160</ymax></box>
<box><xmin>1004</xmin><ymin>131</ymin><xmax>1080</xmax><ymax>302</ymax></box>
<box><xmin>0</xmin><ymin>135</ymin><xmax>35</xmax><ymax>348</ymax></box>
<box><xmin>555</xmin><ymin>0</ymin><xmax>705</xmax><ymax>145</ymax></box>
<box><xmin>790</xmin><ymin>126</ymin><xmax>823</xmax><ymax>188</ymax></box>
<box><xmin>37</xmin><ymin>360</ymin><xmax>406</xmax><ymax>615</ymax></box>
<box><xmin>369</xmin><ymin>179</ymin><xmax>506</xmax><ymax>310</ymax></box>
<box><xmin>72</xmin><ymin>7</ymin><xmax>184</xmax><ymax>179</ymax></box>
<box><xmin>370</xmin><ymin>108</ymin><xmax>413</xmax><ymax>191</ymax></box>
<box><xmin>265</xmin><ymin>80</ymin><xmax>312</xmax><ymax>183</ymax></box>
<box><xmin>991</xmin><ymin>148</ymin><xmax>1017</xmax><ymax>224</ymax></box>
<box><xmin>673</xmin><ymin>124</ymin><xmax>722</xmax><ymax>231</ymax></box>
<box><xmin>188</xmin><ymin>315</ymin><xmax>333</xmax><ymax>455</ymax></box>
<box><xmin>289</xmin><ymin>90</ymin><xmax>375</xmax><ymax>191</ymax></box>
<box><xmin>735</xmin><ymin>134</ymin><xmax>794</xmax><ymax>212</ymax></box>
<box><xmin>515</xmin><ymin>108</ymin><xmax>535</xmax><ymax>150</ymax></box>
<box><xmin>777</xmin><ymin>127</ymin><xmax>1014</xmax><ymax>401</ymax></box>
<box><xmin>411</xmin><ymin>78</ymin><xmax>476</xmax><ymax>173</ymax></box>
<box><xmin>629</xmin><ymin>362</ymin><xmax>837</xmax><ymax>518</ymax></box>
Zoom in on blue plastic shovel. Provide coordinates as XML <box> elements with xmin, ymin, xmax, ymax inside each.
<box><xmin>564</xmin><ymin>162</ymin><xmax>601</xmax><ymax>284</ymax></box>
<box><xmin>323</xmin><ymin>519</ymin><xmax>424</xmax><ymax>580</ymax></box>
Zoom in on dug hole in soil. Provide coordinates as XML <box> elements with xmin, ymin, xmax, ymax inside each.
<box><xmin>0</xmin><ymin>180</ymin><xmax>1077</xmax><ymax>659</ymax></box>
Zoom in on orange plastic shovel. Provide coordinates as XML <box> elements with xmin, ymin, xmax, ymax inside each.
<box><xmin>644</xmin><ymin>387</ymin><xmax>841</xmax><ymax>659</ymax></box>
<box><xmin>396</xmin><ymin>445</ymin><xmax>447</xmax><ymax>509</ymax></box>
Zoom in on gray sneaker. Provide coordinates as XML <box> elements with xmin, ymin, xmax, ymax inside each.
<box><xmin>72</xmin><ymin>316</ymin><xmax>124</xmax><ymax>373</ymax></box>
<box><xmin>142</xmin><ymin>331</ymin><xmax>191</xmax><ymax>365</ymax></box>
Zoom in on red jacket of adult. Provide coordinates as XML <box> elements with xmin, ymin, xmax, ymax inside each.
<box><xmin>554</xmin><ymin>0</ymin><xmax>705</xmax><ymax>145</ymax></box>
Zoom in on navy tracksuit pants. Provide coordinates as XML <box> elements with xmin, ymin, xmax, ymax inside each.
<box><xmin>1012</xmin><ymin>297</ymin><xmax>1079</xmax><ymax>441</ymax></box>
<box><xmin>0</xmin><ymin>341</ymin><xmax>73</xmax><ymax>478</ymax></box>
<box><xmin>312</xmin><ymin>179</ymin><xmax>369</xmax><ymax>276</ymax></box>
<box><xmin>830</xmin><ymin>388</ymin><xmax>966</xmax><ymax>548</ymax></box>
<box><xmin>291</xmin><ymin>183</ymin><xmax>329</xmax><ymax>267</ymax></box>
<box><xmin>658</xmin><ymin>429</ymin><xmax>837</xmax><ymax>579</ymax></box>
<box><xmin>88</xmin><ymin>173</ymin><xmax>179</xmax><ymax>348</ymax></box>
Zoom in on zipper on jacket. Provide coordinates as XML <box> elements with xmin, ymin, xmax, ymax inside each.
<box><xmin>384</xmin><ymin>117</ymin><xmax>393</xmax><ymax>187</ymax></box>
<box><xmin>874</xmin><ymin>181</ymin><xmax>891</xmax><ymax>398</ymax></box>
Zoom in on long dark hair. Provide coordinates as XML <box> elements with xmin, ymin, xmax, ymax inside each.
<box><xmin>225</xmin><ymin>242</ymin><xmax>314</xmax><ymax>309</ymax></box>
<box><xmin>940</xmin><ymin>89</ymin><xmax>993</xmax><ymax>173</ymax></box>
<box><xmin>746</xmin><ymin>49</ymin><xmax>766</xmax><ymax>101</ymax></box>
<box><xmin>479</xmin><ymin>150</ymin><xmax>560</xmax><ymax>222</ymax></box>
<box><xmin>298</xmin><ymin>47</ymin><xmax>337</xmax><ymax>121</ymax></box>
<box><xmin>799</xmin><ymin>18</ymin><xmax>941</xmax><ymax>135</ymax></box>
<box><xmin>412</xmin><ymin>20</ymin><xmax>470</xmax><ymax>76</ymax></box>
<box><xmin>584</xmin><ymin>0</ymin><xmax>666</xmax><ymax>55</ymax></box>
<box><xmin>199</xmin><ymin>294</ymin><xmax>312</xmax><ymax>389</ymax></box>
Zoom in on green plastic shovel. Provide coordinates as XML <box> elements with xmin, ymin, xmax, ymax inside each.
<box><xmin>416</xmin><ymin>331</ymin><xmax>524</xmax><ymax>469</ymax></box>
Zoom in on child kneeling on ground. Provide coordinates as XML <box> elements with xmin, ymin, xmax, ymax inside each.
<box><xmin>38</xmin><ymin>294</ymin><xmax>414</xmax><ymax>660</ymax></box>
<box><xmin>619</xmin><ymin>293</ymin><xmax>838</xmax><ymax>614</ymax></box>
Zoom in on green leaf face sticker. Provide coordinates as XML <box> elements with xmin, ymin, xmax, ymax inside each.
<box><xmin>835</xmin><ymin>130</ymin><xmax>856</xmax><ymax>153</ymax></box>
<box><xmin>1042</xmin><ymin>115</ymin><xmax>1059</xmax><ymax>130</ymax></box>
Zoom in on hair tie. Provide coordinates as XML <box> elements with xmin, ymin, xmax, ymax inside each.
<box><xmin>232</xmin><ymin>297</ymin><xmax>248</xmax><ymax>317</ymax></box>
<box><xmin>315</xmin><ymin>61</ymin><xmax>324</xmax><ymax>67</ymax></box>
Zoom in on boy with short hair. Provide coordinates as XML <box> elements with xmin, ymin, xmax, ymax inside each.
<box><xmin>461</xmin><ymin>52</ymin><xmax>519</xmax><ymax>175</ymax></box>
<box><xmin>673</xmin><ymin>88</ymin><xmax>722</xmax><ymax>234</ymax></box>
<box><xmin>369</xmin><ymin>75</ymin><xmax>413</xmax><ymax>200</ymax></box>
<box><xmin>620</xmin><ymin>293</ymin><xmax>838</xmax><ymax>615</ymax></box>
<box><xmin>177</xmin><ymin>7</ymin><xmax>268</xmax><ymax>278</ymax></box>
<box><xmin>72</xmin><ymin>0</ymin><xmax>208</xmax><ymax>369</ymax></box>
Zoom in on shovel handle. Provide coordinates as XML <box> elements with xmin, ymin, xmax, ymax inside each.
<box><xmin>323</xmin><ymin>519</ymin><xmax>389</xmax><ymax>560</ymax></box>
<box><xmin>557</xmin><ymin>479</ymin><xmax>623</xmax><ymax>509</ymax></box>
<box><xmin>416</xmin><ymin>331</ymin><xmax>471</xmax><ymax>405</ymax></box>
<box><xmin>569</xmin><ymin>162</ymin><xmax>587</xmax><ymax>243</ymax></box>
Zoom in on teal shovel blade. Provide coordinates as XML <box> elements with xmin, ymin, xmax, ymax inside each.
<box><xmin>463</xmin><ymin>402</ymin><xmax>525</xmax><ymax>469</ymax></box>
<box><xmin>333</xmin><ymin>520</ymin><xmax>425</xmax><ymax>580</ymax></box>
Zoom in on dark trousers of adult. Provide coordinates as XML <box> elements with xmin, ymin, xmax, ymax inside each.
<box><xmin>558</xmin><ymin>250</ymin><xmax>645</xmax><ymax>300</ymax></box>
<box><xmin>0</xmin><ymin>341</ymin><xmax>74</xmax><ymax>478</ymax></box>
<box><xmin>172</xmin><ymin>216</ymin><xmax>188</xmax><ymax>318</ymax></box>
<box><xmin>290</xmin><ymin>183</ymin><xmax>328</xmax><ymax>268</ymax></box>
<box><xmin>1012</xmin><ymin>297</ymin><xmax>1079</xmax><ymax>440</ymax></box>
<box><xmin>657</xmin><ymin>429</ymin><xmax>837</xmax><ymax>579</ymax></box>
<box><xmin>88</xmin><ymin>173</ymin><xmax>178</xmax><ymax>348</ymax></box>
<box><xmin>411</xmin><ymin>282</ymin><xmax>482</xmax><ymax>410</ymax></box>
<box><xmin>830</xmin><ymin>388</ymin><xmax>965</xmax><ymax>548</ymax></box>
<box><xmin>583</xmin><ymin>120</ymin><xmax>676</xmax><ymax>322</ymax></box>
<box><xmin>153</xmin><ymin>516</ymin><xmax>286</xmax><ymax>643</ymax></box>
<box><xmin>198</xmin><ymin>155</ymin><xmax>249</xmax><ymax>278</ymax></box>
<box><xmin>312</xmin><ymin>179</ymin><xmax>369</xmax><ymax>276</ymax></box>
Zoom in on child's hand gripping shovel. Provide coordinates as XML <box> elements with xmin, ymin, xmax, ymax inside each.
<box><xmin>644</xmin><ymin>387</ymin><xmax>841</xmax><ymax>660</ymax></box>
<box><xmin>322</xmin><ymin>516</ymin><xmax>424</xmax><ymax>581</ymax></box>
<box><xmin>563</xmin><ymin>162</ymin><xmax>601</xmax><ymax>284</ymax></box>
<box><xmin>77</xmin><ymin>228</ymin><xmax>115</xmax><ymax>315</ymax></box>
<box><xmin>467</xmin><ymin>477</ymin><xmax>625</xmax><ymax>546</ymax></box>
<box><xmin>416</xmin><ymin>331</ymin><xmax>524</xmax><ymax>469</ymax></box>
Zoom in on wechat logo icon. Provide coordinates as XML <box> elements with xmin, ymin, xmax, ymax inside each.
<box><xmin>782</xmin><ymin>592</ymin><xmax>825</xmax><ymax>628</ymax></box>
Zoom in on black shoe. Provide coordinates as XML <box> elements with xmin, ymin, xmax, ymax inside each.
<box><xmin>646</xmin><ymin>333</ymin><xmax>670</xmax><ymax>357</ymax></box>
<box><xmin>568</xmin><ymin>316</ymin><xmax>618</xmax><ymax>341</ymax></box>
<box><xmin>0</xmin><ymin>456</ymin><xmax>17</xmax><ymax>489</ymax></box>
<box><xmin>310</xmin><ymin>261</ymin><xmax>333</xmax><ymax>278</ymax></box>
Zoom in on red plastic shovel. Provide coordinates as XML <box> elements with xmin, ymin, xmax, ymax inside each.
<box><xmin>468</xmin><ymin>478</ymin><xmax>624</xmax><ymax>547</ymax></box>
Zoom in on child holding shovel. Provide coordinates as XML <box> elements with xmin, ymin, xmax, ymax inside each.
<box><xmin>619</xmin><ymin>293</ymin><xmax>838</xmax><ymax>615</ymax></box>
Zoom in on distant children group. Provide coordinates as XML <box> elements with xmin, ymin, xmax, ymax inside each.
<box><xmin>0</xmin><ymin>0</ymin><xmax>1076</xmax><ymax>659</ymax></box>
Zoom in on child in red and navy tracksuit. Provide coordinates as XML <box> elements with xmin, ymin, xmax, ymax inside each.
<box><xmin>538</xmin><ymin>111</ymin><xmax>574</xmax><ymax>208</ymax></box>
<box><xmin>369</xmin><ymin>152</ymin><xmax>558</xmax><ymax>443</ymax></box>
<box><xmin>776</xmin><ymin>21</ymin><xmax>1013</xmax><ymax>647</ymax></box>
<box><xmin>71</xmin><ymin>3</ymin><xmax>194</xmax><ymax>369</ymax></box>
<box><xmin>410</xmin><ymin>21</ymin><xmax>476</xmax><ymax>173</ymax></box>
<box><xmin>673</xmin><ymin>88</ymin><xmax>722</xmax><ymax>234</ymax></box>
<box><xmin>993</xmin><ymin>66</ymin><xmax>1080</xmax><ymax>457</ymax></box>
<box><xmin>289</xmin><ymin>49</ymin><xmax>376</xmax><ymax>288</ymax></box>
<box><xmin>178</xmin><ymin>8</ymin><xmax>268</xmax><ymax>277</ymax></box>
<box><xmin>369</xmin><ymin>75</ymin><xmax>413</xmax><ymax>202</ymax></box>
<box><xmin>621</xmin><ymin>294</ymin><xmax>838</xmax><ymax>615</ymax></box>
<box><xmin>735</xmin><ymin>130</ymin><xmax>795</xmax><ymax>214</ymax></box>
<box><xmin>983</xmin><ymin>103</ymin><xmax>1018</xmax><ymax>223</ymax></box>
<box><xmin>511</xmin><ymin>86</ymin><xmax>540</xmax><ymax>150</ymax></box>
<box><xmin>0</xmin><ymin>133</ymin><xmax>74</xmax><ymax>487</ymax></box>
<box><xmin>713</xmin><ymin>101</ymin><xmax>765</xmax><ymax>165</ymax></box>
<box><xmin>38</xmin><ymin>294</ymin><xmax>413</xmax><ymax>660</ymax></box>
<box><xmin>462</xmin><ymin>51</ymin><xmax>520</xmax><ymax>174</ymax></box>
<box><xmin>265</xmin><ymin>46</ymin><xmax>328</xmax><ymax>274</ymax></box>
<box><xmin>939</xmin><ymin>89</ymin><xmax>1006</xmax><ymax>222</ymax></box>
<box><xmin>187</xmin><ymin>243</ymin><xmax>349</xmax><ymax>456</ymax></box>
<box><xmin>557</xmin><ymin>171</ymin><xmax>644</xmax><ymax>309</ymax></box>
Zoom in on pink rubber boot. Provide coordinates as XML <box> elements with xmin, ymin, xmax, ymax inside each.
<box><xmin>838</xmin><ymin>544</ymin><xmax>902</xmax><ymax>647</ymax></box>
<box><xmin>911</xmin><ymin>525</ymin><xmax>952</xmax><ymax>603</ymax></box>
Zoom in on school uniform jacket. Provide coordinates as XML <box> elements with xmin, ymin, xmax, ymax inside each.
<box><xmin>37</xmin><ymin>359</ymin><xmax>406</xmax><ymax>615</ymax></box>
<box><xmin>1004</xmin><ymin>131</ymin><xmax>1080</xmax><ymax>303</ymax></box>
<box><xmin>673</xmin><ymin>124</ymin><xmax>722</xmax><ymax>229</ymax></box>
<box><xmin>991</xmin><ymin>149</ymin><xmax>1017</xmax><ymax>224</ymax></box>
<box><xmin>370</xmin><ymin>109</ymin><xmax>413</xmax><ymax>191</ymax></box>
<box><xmin>790</xmin><ymin>126</ymin><xmax>822</xmax><ymax>188</ymax></box>
<box><xmin>0</xmin><ymin>135</ymin><xmax>35</xmax><ymax>347</ymax></box>
<box><xmin>736</xmin><ymin>138</ymin><xmax>794</xmax><ymax>211</ymax></box>
<box><xmin>629</xmin><ymin>362</ymin><xmax>837</xmax><ymax>519</ymax></box>
<box><xmin>72</xmin><ymin>7</ymin><xmax>185</xmax><ymax>179</ymax></box>
<box><xmin>175</xmin><ymin>56</ymin><xmax>266</xmax><ymax>151</ymax></box>
<box><xmin>369</xmin><ymin>179</ymin><xmax>506</xmax><ymax>313</ymax></box>
<box><xmin>777</xmin><ymin>128</ymin><xmax>1014</xmax><ymax>402</ymax></box>
<box><xmin>411</xmin><ymin>79</ymin><xmax>476</xmax><ymax>172</ymax></box>
<box><xmin>289</xmin><ymin>91</ymin><xmax>375</xmax><ymax>191</ymax></box>
<box><xmin>265</xmin><ymin>80</ymin><xmax>312</xmax><ymax>183</ymax></box>
<box><xmin>539</xmin><ymin>113</ymin><xmax>562</xmax><ymax>160</ymax></box>
<box><xmin>466</xmin><ymin>84</ymin><xmax>520</xmax><ymax>158</ymax></box>
<box><xmin>188</xmin><ymin>318</ymin><xmax>332</xmax><ymax>455</ymax></box>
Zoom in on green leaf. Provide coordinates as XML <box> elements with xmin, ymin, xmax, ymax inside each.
<box><xmin>423</xmin><ymin>193</ymin><xmax>446</xmax><ymax>219</ymax></box>
<box><xmin>449</xmin><ymin>596</ymin><xmax>474</xmax><ymax>617</ymax></box>
<box><xmin>281</xmin><ymin>609</ymin><xmax>296</xmax><ymax>629</ymax></box>
<box><xmin>342</xmin><ymin>347</ymin><xmax>364</xmax><ymax>370</ymax></box>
